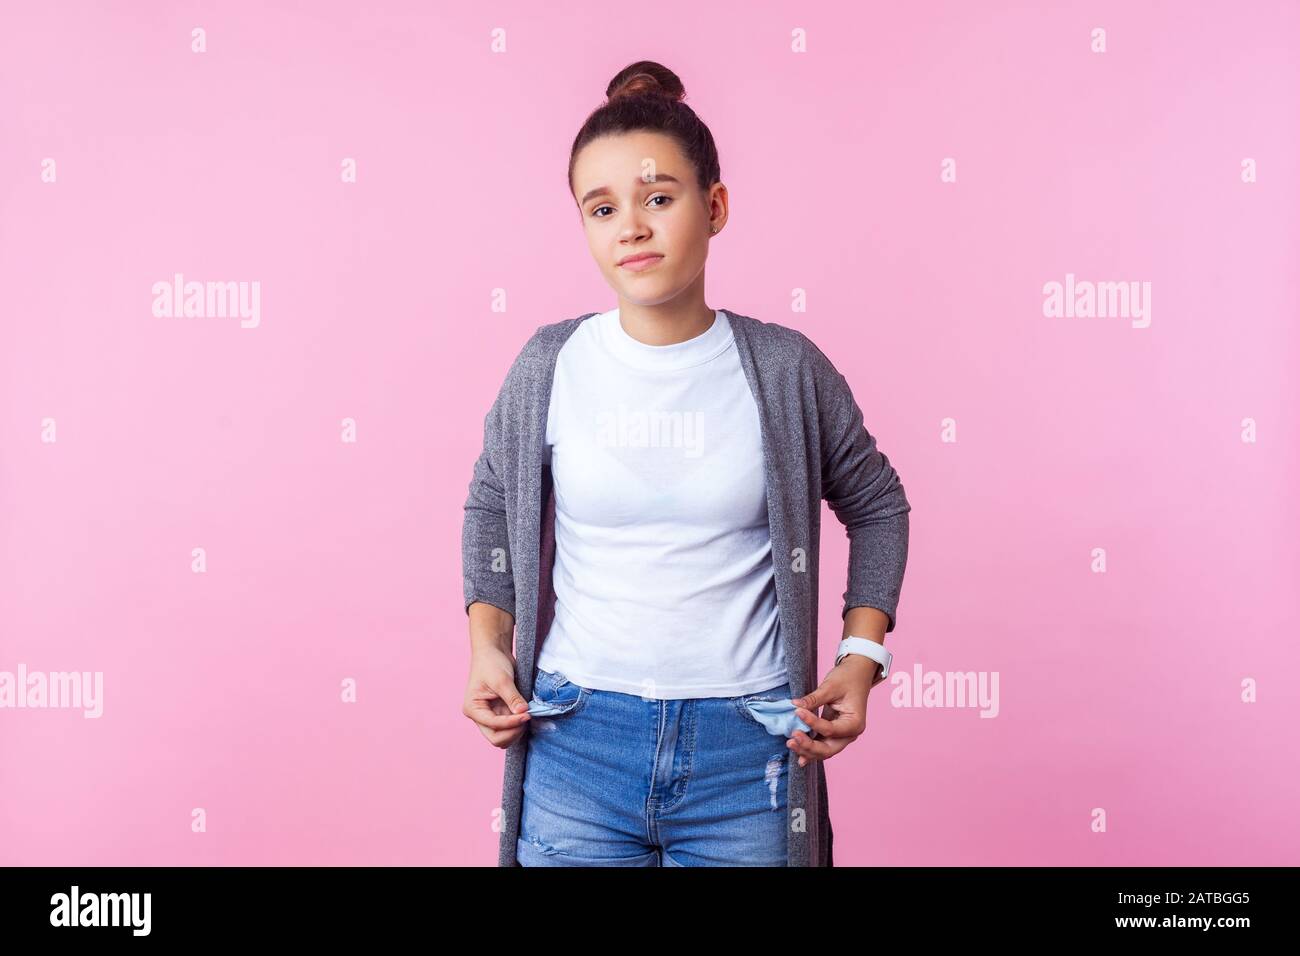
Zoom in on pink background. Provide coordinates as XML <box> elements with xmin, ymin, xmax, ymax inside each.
<box><xmin>2</xmin><ymin>0</ymin><xmax>1297</xmax><ymax>866</ymax></box>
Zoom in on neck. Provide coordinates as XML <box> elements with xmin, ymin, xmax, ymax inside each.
<box><xmin>616</xmin><ymin>288</ymin><xmax>714</xmax><ymax>346</ymax></box>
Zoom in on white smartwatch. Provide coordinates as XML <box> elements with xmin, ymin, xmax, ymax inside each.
<box><xmin>835</xmin><ymin>636</ymin><xmax>892</xmax><ymax>687</ymax></box>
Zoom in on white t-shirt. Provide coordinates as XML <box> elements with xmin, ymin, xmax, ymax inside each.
<box><xmin>535</xmin><ymin>307</ymin><xmax>786</xmax><ymax>699</ymax></box>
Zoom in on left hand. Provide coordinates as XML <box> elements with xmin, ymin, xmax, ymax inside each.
<box><xmin>787</xmin><ymin>655</ymin><xmax>878</xmax><ymax>767</ymax></box>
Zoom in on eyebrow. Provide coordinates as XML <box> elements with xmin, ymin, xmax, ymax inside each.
<box><xmin>581</xmin><ymin>173</ymin><xmax>682</xmax><ymax>206</ymax></box>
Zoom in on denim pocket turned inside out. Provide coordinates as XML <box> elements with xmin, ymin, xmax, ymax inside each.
<box><xmin>526</xmin><ymin>670</ymin><xmax>589</xmax><ymax>718</ymax></box>
<box><xmin>739</xmin><ymin>689</ymin><xmax>813</xmax><ymax>738</ymax></box>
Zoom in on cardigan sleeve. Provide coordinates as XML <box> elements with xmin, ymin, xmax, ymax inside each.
<box><xmin>808</xmin><ymin>340</ymin><xmax>911</xmax><ymax>632</ymax></box>
<box><xmin>461</xmin><ymin>348</ymin><xmax>524</xmax><ymax>622</ymax></box>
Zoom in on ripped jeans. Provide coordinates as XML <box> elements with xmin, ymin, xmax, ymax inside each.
<box><xmin>517</xmin><ymin>668</ymin><xmax>813</xmax><ymax>867</ymax></box>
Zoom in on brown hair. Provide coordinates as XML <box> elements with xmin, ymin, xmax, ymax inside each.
<box><xmin>567</xmin><ymin>60</ymin><xmax>722</xmax><ymax>201</ymax></box>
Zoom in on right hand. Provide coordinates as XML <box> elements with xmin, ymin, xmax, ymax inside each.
<box><xmin>464</xmin><ymin>645</ymin><xmax>532</xmax><ymax>748</ymax></box>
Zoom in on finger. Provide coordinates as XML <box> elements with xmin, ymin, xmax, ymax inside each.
<box><xmin>791</xmin><ymin>705</ymin><xmax>846</xmax><ymax>738</ymax></box>
<box><xmin>484</xmin><ymin>725</ymin><xmax>526</xmax><ymax>748</ymax></box>
<box><xmin>788</xmin><ymin>739</ymin><xmax>830</xmax><ymax>766</ymax></box>
<box><xmin>494</xmin><ymin>680</ymin><xmax>530</xmax><ymax>717</ymax></box>
<box><xmin>786</xmin><ymin>731</ymin><xmax>845</xmax><ymax>762</ymax></box>
<box><xmin>483</xmin><ymin>677</ymin><xmax>533</xmax><ymax>726</ymax></box>
<box><xmin>466</xmin><ymin>694</ymin><xmax>531</xmax><ymax>730</ymax></box>
<box><xmin>790</xmin><ymin>685</ymin><xmax>827</xmax><ymax>710</ymax></box>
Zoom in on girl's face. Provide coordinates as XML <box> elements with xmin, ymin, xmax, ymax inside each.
<box><xmin>572</xmin><ymin>130</ymin><xmax>725</xmax><ymax>307</ymax></box>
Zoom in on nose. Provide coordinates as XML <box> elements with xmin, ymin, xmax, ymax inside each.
<box><xmin>618</xmin><ymin>210</ymin><xmax>651</xmax><ymax>243</ymax></box>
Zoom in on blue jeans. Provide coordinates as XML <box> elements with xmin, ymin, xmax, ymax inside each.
<box><xmin>517</xmin><ymin>668</ymin><xmax>812</xmax><ymax>867</ymax></box>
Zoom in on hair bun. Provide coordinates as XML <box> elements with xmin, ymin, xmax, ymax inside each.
<box><xmin>605</xmin><ymin>60</ymin><xmax>686</xmax><ymax>104</ymax></box>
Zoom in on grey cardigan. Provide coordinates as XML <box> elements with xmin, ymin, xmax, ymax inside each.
<box><xmin>462</xmin><ymin>308</ymin><xmax>912</xmax><ymax>867</ymax></box>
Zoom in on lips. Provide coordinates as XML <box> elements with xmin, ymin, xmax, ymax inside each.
<box><xmin>619</xmin><ymin>254</ymin><xmax>664</xmax><ymax>272</ymax></box>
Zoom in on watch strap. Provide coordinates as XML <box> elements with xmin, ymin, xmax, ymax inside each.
<box><xmin>835</xmin><ymin>636</ymin><xmax>892</xmax><ymax>686</ymax></box>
